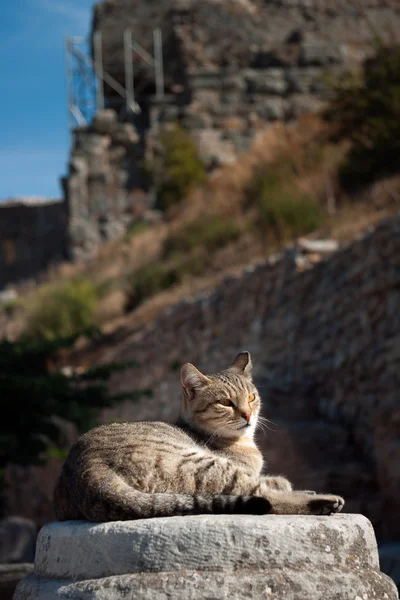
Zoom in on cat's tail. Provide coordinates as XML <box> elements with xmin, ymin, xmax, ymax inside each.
<box><xmin>55</xmin><ymin>471</ymin><xmax>272</xmax><ymax>522</ymax></box>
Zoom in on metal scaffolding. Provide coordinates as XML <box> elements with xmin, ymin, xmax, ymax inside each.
<box><xmin>64</xmin><ymin>29</ymin><xmax>165</xmax><ymax>129</ymax></box>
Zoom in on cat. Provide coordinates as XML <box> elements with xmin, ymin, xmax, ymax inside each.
<box><xmin>53</xmin><ymin>352</ymin><xmax>344</xmax><ymax>521</ymax></box>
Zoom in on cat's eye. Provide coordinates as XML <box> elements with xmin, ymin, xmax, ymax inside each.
<box><xmin>219</xmin><ymin>399</ymin><xmax>235</xmax><ymax>408</ymax></box>
<box><xmin>248</xmin><ymin>393</ymin><xmax>256</xmax><ymax>403</ymax></box>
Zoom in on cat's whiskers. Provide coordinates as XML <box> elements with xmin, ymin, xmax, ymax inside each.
<box><xmin>255</xmin><ymin>421</ymin><xmax>270</xmax><ymax>436</ymax></box>
<box><xmin>257</xmin><ymin>423</ymin><xmax>275</xmax><ymax>435</ymax></box>
<box><xmin>255</xmin><ymin>421</ymin><xmax>273</xmax><ymax>436</ymax></box>
<box><xmin>257</xmin><ymin>415</ymin><xmax>277</xmax><ymax>431</ymax></box>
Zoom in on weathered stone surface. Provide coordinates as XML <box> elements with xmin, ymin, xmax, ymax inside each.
<box><xmin>63</xmin><ymin>120</ymin><xmax>145</xmax><ymax>260</ymax></box>
<box><xmin>33</xmin><ymin>514</ymin><xmax>379</xmax><ymax>579</ymax></box>
<box><xmin>111</xmin><ymin>123</ymin><xmax>139</xmax><ymax>146</ymax></box>
<box><xmin>181</xmin><ymin>110</ymin><xmax>211</xmax><ymax>130</ymax></box>
<box><xmin>192</xmin><ymin>129</ymin><xmax>237</xmax><ymax>167</ymax></box>
<box><xmin>14</xmin><ymin>568</ymin><xmax>398</xmax><ymax>600</ymax></box>
<box><xmin>286</xmin><ymin>67</ymin><xmax>322</xmax><ymax>93</ymax></box>
<box><xmin>246</xmin><ymin>69</ymin><xmax>288</xmax><ymax>95</ymax></box>
<box><xmin>260</xmin><ymin>97</ymin><xmax>289</xmax><ymax>120</ymax></box>
<box><xmin>92</xmin><ymin>109</ymin><xmax>117</xmax><ymax>135</ymax></box>
<box><xmin>93</xmin><ymin>0</ymin><xmax>400</xmax><ymax>83</ymax></box>
<box><xmin>14</xmin><ymin>515</ymin><xmax>399</xmax><ymax>600</ymax></box>
<box><xmin>299</xmin><ymin>41</ymin><xmax>344</xmax><ymax>66</ymax></box>
<box><xmin>289</xmin><ymin>93</ymin><xmax>325</xmax><ymax>117</ymax></box>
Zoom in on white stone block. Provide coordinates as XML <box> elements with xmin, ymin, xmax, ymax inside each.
<box><xmin>14</xmin><ymin>514</ymin><xmax>399</xmax><ymax>600</ymax></box>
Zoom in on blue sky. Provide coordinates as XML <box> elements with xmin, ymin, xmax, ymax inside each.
<box><xmin>0</xmin><ymin>0</ymin><xmax>96</xmax><ymax>199</ymax></box>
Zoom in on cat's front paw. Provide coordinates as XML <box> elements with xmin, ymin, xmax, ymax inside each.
<box><xmin>263</xmin><ymin>476</ymin><xmax>293</xmax><ymax>492</ymax></box>
<box><xmin>308</xmin><ymin>494</ymin><xmax>345</xmax><ymax>515</ymax></box>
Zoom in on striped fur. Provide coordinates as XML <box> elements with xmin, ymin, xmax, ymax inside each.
<box><xmin>54</xmin><ymin>353</ymin><xmax>344</xmax><ymax>521</ymax></box>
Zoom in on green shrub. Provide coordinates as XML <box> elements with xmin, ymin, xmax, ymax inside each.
<box><xmin>164</xmin><ymin>216</ymin><xmax>240</xmax><ymax>257</ymax></box>
<box><xmin>147</xmin><ymin>124</ymin><xmax>206</xmax><ymax>211</ymax></box>
<box><xmin>257</xmin><ymin>191</ymin><xmax>321</xmax><ymax>240</ymax></box>
<box><xmin>247</xmin><ymin>170</ymin><xmax>322</xmax><ymax>241</ymax></box>
<box><xmin>324</xmin><ymin>44</ymin><xmax>400</xmax><ymax>187</ymax></box>
<box><xmin>172</xmin><ymin>254</ymin><xmax>205</xmax><ymax>279</ymax></box>
<box><xmin>25</xmin><ymin>278</ymin><xmax>98</xmax><ymax>340</ymax></box>
<box><xmin>125</xmin><ymin>263</ymin><xmax>179</xmax><ymax>311</ymax></box>
<box><xmin>124</xmin><ymin>221</ymin><xmax>150</xmax><ymax>240</ymax></box>
<box><xmin>125</xmin><ymin>215</ymin><xmax>240</xmax><ymax>311</ymax></box>
<box><xmin>0</xmin><ymin>334</ymin><xmax>150</xmax><ymax>516</ymax></box>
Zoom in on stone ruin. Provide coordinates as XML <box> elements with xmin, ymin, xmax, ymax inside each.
<box><xmin>1</xmin><ymin>0</ymin><xmax>400</xmax><ymax>280</ymax></box>
<box><xmin>61</xmin><ymin>110</ymin><xmax>144</xmax><ymax>261</ymax></box>
<box><xmin>92</xmin><ymin>0</ymin><xmax>399</xmax><ymax>164</ymax></box>
<box><xmin>62</xmin><ymin>0</ymin><xmax>400</xmax><ymax>260</ymax></box>
<box><xmin>13</xmin><ymin>514</ymin><xmax>400</xmax><ymax>599</ymax></box>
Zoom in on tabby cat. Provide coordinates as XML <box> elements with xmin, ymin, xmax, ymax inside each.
<box><xmin>54</xmin><ymin>352</ymin><xmax>344</xmax><ymax>521</ymax></box>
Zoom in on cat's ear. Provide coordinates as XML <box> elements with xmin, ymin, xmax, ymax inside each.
<box><xmin>227</xmin><ymin>352</ymin><xmax>252</xmax><ymax>378</ymax></box>
<box><xmin>181</xmin><ymin>363</ymin><xmax>211</xmax><ymax>396</ymax></box>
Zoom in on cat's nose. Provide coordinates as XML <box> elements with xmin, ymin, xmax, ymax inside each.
<box><xmin>241</xmin><ymin>412</ymin><xmax>251</xmax><ymax>423</ymax></box>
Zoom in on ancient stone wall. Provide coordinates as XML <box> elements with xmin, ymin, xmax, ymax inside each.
<box><xmin>147</xmin><ymin>0</ymin><xmax>399</xmax><ymax>162</ymax></box>
<box><xmin>62</xmin><ymin>110</ymin><xmax>151</xmax><ymax>261</ymax></box>
<box><xmin>159</xmin><ymin>63</ymin><xmax>333</xmax><ymax>167</ymax></box>
<box><xmin>0</xmin><ymin>200</ymin><xmax>67</xmax><ymax>290</ymax></box>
